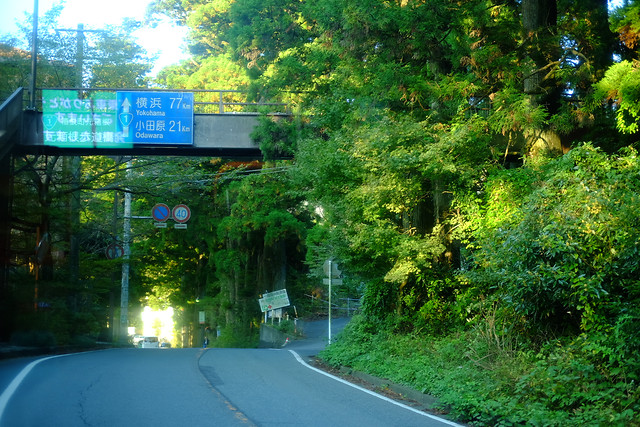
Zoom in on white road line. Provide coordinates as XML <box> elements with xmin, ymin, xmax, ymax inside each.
<box><xmin>288</xmin><ymin>350</ymin><xmax>463</xmax><ymax>427</ymax></box>
<box><xmin>0</xmin><ymin>354</ymin><xmax>71</xmax><ymax>423</ymax></box>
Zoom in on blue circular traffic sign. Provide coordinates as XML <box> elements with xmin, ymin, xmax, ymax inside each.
<box><xmin>152</xmin><ymin>203</ymin><xmax>171</xmax><ymax>222</ymax></box>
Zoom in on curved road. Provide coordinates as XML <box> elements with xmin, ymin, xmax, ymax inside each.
<box><xmin>0</xmin><ymin>321</ymin><xmax>460</xmax><ymax>426</ymax></box>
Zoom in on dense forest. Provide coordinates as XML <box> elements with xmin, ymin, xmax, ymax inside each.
<box><xmin>2</xmin><ymin>0</ymin><xmax>640</xmax><ymax>424</ymax></box>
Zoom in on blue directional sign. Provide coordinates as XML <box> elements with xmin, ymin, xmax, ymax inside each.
<box><xmin>116</xmin><ymin>91</ymin><xmax>194</xmax><ymax>145</ymax></box>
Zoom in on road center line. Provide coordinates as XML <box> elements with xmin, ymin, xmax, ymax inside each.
<box><xmin>288</xmin><ymin>350</ymin><xmax>463</xmax><ymax>427</ymax></box>
<box><xmin>0</xmin><ymin>353</ymin><xmax>72</xmax><ymax>423</ymax></box>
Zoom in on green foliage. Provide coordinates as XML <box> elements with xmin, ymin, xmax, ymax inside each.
<box><xmin>3</xmin><ymin>5</ymin><xmax>152</xmax><ymax>90</ymax></box>
<box><xmin>270</xmin><ymin>319</ymin><xmax>303</xmax><ymax>338</ymax></box>
<box><xmin>513</xmin><ymin>335</ymin><xmax>640</xmax><ymax>426</ymax></box>
<box><xmin>6</xmin><ymin>0</ymin><xmax>640</xmax><ymax>422</ymax></box>
<box><xmin>466</xmin><ymin>144</ymin><xmax>640</xmax><ymax>335</ymax></box>
<box><xmin>212</xmin><ymin>324</ymin><xmax>259</xmax><ymax>348</ymax></box>
<box><xmin>251</xmin><ymin>115</ymin><xmax>298</xmax><ymax>160</ymax></box>
<box><xmin>594</xmin><ymin>60</ymin><xmax>640</xmax><ymax>134</ymax></box>
<box><xmin>321</xmin><ymin>315</ymin><xmax>640</xmax><ymax>426</ymax></box>
<box><xmin>10</xmin><ymin>330</ymin><xmax>57</xmax><ymax>348</ymax></box>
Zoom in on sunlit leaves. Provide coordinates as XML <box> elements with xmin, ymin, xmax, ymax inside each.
<box><xmin>467</xmin><ymin>144</ymin><xmax>640</xmax><ymax>333</ymax></box>
<box><xmin>594</xmin><ymin>60</ymin><xmax>640</xmax><ymax>134</ymax></box>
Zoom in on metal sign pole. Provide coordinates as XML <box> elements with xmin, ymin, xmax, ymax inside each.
<box><xmin>29</xmin><ymin>0</ymin><xmax>38</xmax><ymax>110</ymax></box>
<box><xmin>328</xmin><ymin>260</ymin><xmax>332</xmax><ymax>345</ymax></box>
<box><xmin>120</xmin><ymin>160</ymin><xmax>132</xmax><ymax>341</ymax></box>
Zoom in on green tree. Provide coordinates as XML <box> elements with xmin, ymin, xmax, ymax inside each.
<box><xmin>212</xmin><ymin>167</ymin><xmax>307</xmax><ymax>339</ymax></box>
<box><xmin>3</xmin><ymin>3</ymin><xmax>153</xmax><ymax>343</ymax></box>
<box><xmin>465</xmin><ymin>144</ymin><xmax>640</xmax><ymax>336</ymax></box>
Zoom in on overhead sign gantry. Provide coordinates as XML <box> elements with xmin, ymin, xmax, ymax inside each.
<box><xmin>42</xmin><ymin>90</ymin><xmax>197</xmax><ymax>149</ymax></box>
<box><xmin>15</xmin><ymin>88</ymin><xmax>291</xmax><ymax>159</ymax></box>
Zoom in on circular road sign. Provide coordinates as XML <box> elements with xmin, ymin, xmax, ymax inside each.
<box><xmin>106</xmin><ymin>243</ymin><xmax>124</xmax><ymax>260</ymax></box>
<box><xmin>152</xmin><ymin>203</ymin><xmax>171</xmax><ymax>222</ymax></box>
<box><xmin>172</xmin><ymin>204</ymin><xmax>191</xmax><ymax>223</ymax></box>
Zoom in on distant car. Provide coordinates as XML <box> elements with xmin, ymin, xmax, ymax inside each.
<box><xmin>132</xmin><ymin>334</ymin><xmax>144</xmax><ymax>347</ymax></box>
<box><xmin>141</xmin><ymin>336</ymin><xmax>159</xmax><ymax>348</ymax></box>
<box><xmin>160</xmin><ymin>342</ymin><xmax>171</xmax><ymax>348</ymax></box>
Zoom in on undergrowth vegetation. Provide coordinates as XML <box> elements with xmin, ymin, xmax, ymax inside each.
<box><xmin>320</xmin><ymin>145</ymin><xmax>640</xmax><ymax>426</ymax></box>
<box><xmin>321</xmin><ymin>315</ymin><xmax>640</xmax><ymax>426</ymax></box>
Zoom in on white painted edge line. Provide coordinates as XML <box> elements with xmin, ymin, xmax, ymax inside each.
<box><xmin>0</xmin><ymin>353</ymin><xmax>73</xmax><ymax>422</ymax></box>
<box><xmin>288</xmin><ymin>350</ymin><xmax>463</xmax><ymax>427</ymax></box>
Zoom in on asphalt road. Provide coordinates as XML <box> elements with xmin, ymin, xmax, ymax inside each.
<box><xmin>0</xmin><ymin>320</ymin><xmax>461</xmax><ymax>427</ymax></box>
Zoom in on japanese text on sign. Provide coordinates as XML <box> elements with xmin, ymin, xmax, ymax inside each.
<box><xmin>42</xmin><ymin>90</ymin><xmax>130</xmax><ymax>148</ymax></box>
<box><xmin>258</xmin><ymin>289</ymin><xmax>290</xmax><ymax>312</ymax></box>
<box><xmin>117</xmin><ymin>91</ymin><xmax>194</xmax><ymax>145</ymax></box>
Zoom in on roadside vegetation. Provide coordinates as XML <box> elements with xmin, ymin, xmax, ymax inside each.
<box><xmin>319</xmin><ymin>143</ymin><xmax>640</xmax><ymax>425</ymax></box>
<box><xmin>322</xmin><ymin>312</ymin><xmax>639</xmax><ymax>426</ymax></box>
<box><xmin>2</xmin><ymin>1</ymin><xmax>640</xmax><ymax>424</ymax></box>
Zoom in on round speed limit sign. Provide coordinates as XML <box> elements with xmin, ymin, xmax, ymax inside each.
<box><xmin>172</xmin><ymin>204</ymin><xmax>191</xmax><ymax>223</ymax></box>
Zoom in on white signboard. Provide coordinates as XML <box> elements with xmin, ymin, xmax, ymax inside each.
<box><xmin>258</xmin><ymin>289</ymin><xmax>290</xmax><ymax>312</ymax></box>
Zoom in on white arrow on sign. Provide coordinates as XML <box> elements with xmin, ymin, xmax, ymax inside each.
<box><xmin>119</xmin><ymin>97</ymin><xmax>133</xmax><ymax>136</ymax></box>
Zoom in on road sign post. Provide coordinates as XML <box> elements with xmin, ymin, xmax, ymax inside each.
<box><xmin>172</xmin><ymin>204</ymin><xmax>191</xmax><ymax>229</ymax></box>
<box><xmin>105</xmin><ymin>243</ymin><xmax>124</xmax><ymax>259</ymax></box>
<box><xmin>323</xmin><ymin>259</ymin><xmax>341</xmax><ymax>345</ymax></box>
<box><xmin>152</xmin><ymin>203</ymin><xmax>170</xmax><ymax>228</ymax></box>
<box><xmin>151</xmin><ymin>203</ymin><xmax>191</xmax><ymax>229</ymax></box>
<box><xmin>258</xmin><ymin>289</ymin><xmax>290</xmax><ymax>324</ymax></box>
<box><xmin>258</xmin><ymin>289</ymin><xmax>290</xmax><ymax>312</ymax></box>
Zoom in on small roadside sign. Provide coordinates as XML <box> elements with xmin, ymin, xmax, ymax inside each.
<box><xmin>152</xmin><ymin>203</ymin><xmax>171</xmax><ymax>222</ymax></box>
<box><xmin>105</xmin><ymin>243</ymin><xmax>124</xmax><ymax>259</ymax></box>
<box><xmin>172</xmin><ymin>204</ymin><xmax>191</xmax><ymax>223</ymax></box>
<box><xmin>258</xmin><ymin>289</ymin><xmax>290</xmax><ymax>312</ymax></box>
<box><xmin>323</xmin><ymin>259</ymin><xmax>341</xmax><ymax>278</ymax></box>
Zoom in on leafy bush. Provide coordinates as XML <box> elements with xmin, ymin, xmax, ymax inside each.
<box><xmin>271</xmin><ymin>319</ymin><xmax>304</xmax><ymax>338</ymax></box>
<box><xmin>320</xmin><ymin>315</ymin><xmax>640</xmax><ymax>426</ymax></box>
<box><xmin>10</xmin><ymin>330</ymin><xmax>57</xmax><ymax>348</ymax></box>
<box><xmin>466</xmin><ymin>144</ymin><xmax>640</xmax><ymax>337</ymax></box>
<box><xmin>212</xmin><ymin>325</ymin><xmax>259</xmax><ymax>348</ymax></box>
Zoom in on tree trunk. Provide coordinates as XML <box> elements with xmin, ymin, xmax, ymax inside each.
<box><xmin>522</xmin><ymin>0</ymin><xmax>558</xmax><ymax>104</ymax></box>
<box><xmin>573</xmin><ymin>0</ymin><xmax>615</xmax><ymax>90</ymax></box>
<box><xmin>522</xmin><ymin>0</ymin><xmax>563</xmax><ymax>156</ymax></box>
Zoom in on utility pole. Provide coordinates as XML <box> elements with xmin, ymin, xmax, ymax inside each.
<box><xmin>29</xmin><ymin>0</ymin><xmax>38</xmax><ymax>110</ymax></box>
<box><xmin>120</xmin><ymin>159</ymin><xmax>133</xmax><ymax>341</ymax></box>
<box><xmin>55</xmin><ymin>24</ymin><xmax>103</xmax><ymax>302</ymax></box>
<box><xmin>55</xmin><ymin>24</ymin><xmax>88</xmax><ymax>297</ymax></box>
<box><xmin>56</xmin><ymin>23</ymin><xmax>104</xmax><ymax>88</ymax></box>
<box><xmin>323</xmin><ymin>259</ymin><xmax>342</xmax><ymax>345</ymax></box>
